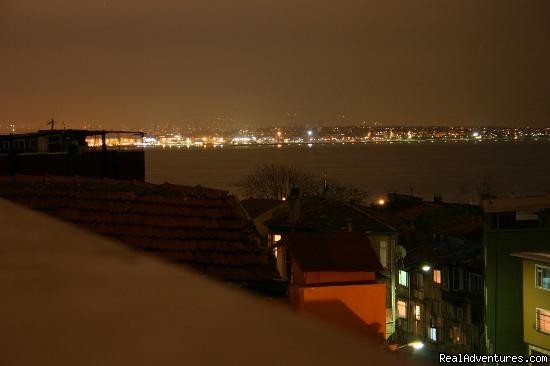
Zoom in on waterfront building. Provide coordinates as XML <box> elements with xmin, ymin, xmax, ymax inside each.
<box><xmin>0</xmin><ymin>129</ymin><xmax>145</xmax><ymax>180</ymax></box>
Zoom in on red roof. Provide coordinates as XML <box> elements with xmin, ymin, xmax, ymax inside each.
<box><xmin>0</xmin><ymin>176</ymin><xmax>278</xmax><ymax>284</ymax></box>
<box><xmin>282</xmin><ymin>232</ymin><xmax>383</xmax><ymax>273</ymax></box>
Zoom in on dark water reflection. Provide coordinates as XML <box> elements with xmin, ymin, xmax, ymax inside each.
<box><xmin>145</xmin><ymin>142</ymin><xmax>550</xmax><ymax>203</ymax></box>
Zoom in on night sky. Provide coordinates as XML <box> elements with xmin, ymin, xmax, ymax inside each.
<box><xmin>1</xmin><ymin>0</ymin><xmax>549</xmax><ymax>129</ymax></box>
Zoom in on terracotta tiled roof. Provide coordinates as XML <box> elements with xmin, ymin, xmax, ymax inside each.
<box><xmin>0</xmin><ymin>176</ymin><xmax>279</xmax><ymax>285</ymax></box>
<box><xmin>282</xmin><ymin>232</ymin><xmax>383</xmax><ymax>273</ymax></box>
<box><xmin>241</xmin><ymin>198</ymin><xmax>285</xmax><ymax>219</ymax></box>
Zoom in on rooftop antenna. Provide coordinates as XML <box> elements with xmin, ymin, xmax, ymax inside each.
<box><xmin>47</xmin><ymin>118</ymin><xmax>55</xmax><ymax>130</ymax></box>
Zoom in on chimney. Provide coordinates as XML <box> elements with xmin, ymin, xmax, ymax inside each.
<box><xmin>346</xmin><ymin>218</ymin><xmax>353</xmax><ymax>232</ymax></box>
<box><xmin>288</xmin><ymin>187</ymin><xmax>301</xmax><ymax>223</ymax></box>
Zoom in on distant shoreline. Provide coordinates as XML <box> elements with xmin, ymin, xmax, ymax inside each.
<box><xmin>142</xmin><ymin>139</ymin><xmax>550</xmax><ymax>150</ymax></box>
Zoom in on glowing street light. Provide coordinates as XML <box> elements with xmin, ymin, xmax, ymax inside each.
<box><xmin>377</xmin><ymin>198</ymin><xmax>386</xmax><ymax>206</ymax></box>
<box><xmin>421</xmin><ymin>265</ymin><xmax>431</xmax><ymax>272</ymax></box>
<box><xmin>307</xmin><ymin>130</ymin><xmax>313</xmax><ymax>136</ymax></box>
<box><xmin>409</xmin><ymin>341</ymin><xmax>424</xmax><ymax>350</ymax></box>
<box><xmin>391</xmin><ymin>341</ymin><xmax>424</xmax><ymax>351</ymax></box>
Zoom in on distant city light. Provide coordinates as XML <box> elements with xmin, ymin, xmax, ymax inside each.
<box><xmin>377</xmin><ymin>198</ymin><xmax>385</xmax><ymax>206</ymax></box>
<box><xmin>307</xmin><ymin>130</ymin><xmax>313</xmax><ymax>136</ymax></box>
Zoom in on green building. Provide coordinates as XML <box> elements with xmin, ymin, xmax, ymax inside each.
<box><xmin>510</xmin><ymin>252</ymin><xmax>550</xmax><ymax>359</ymax></box>
<box><xmin>483</xmin><ymin>196</ymin><xmax>550</xmax><ymax>356</ymax></box>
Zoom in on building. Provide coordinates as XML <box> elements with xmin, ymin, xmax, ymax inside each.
<box><xmin>366</xmin><ymin>193</ymin><xmax>486</xmax><ymax>356</ymax></box>
<box><xmin>483</xmin><ymin>196</ymin><xmax>550</xmax><ymax>356</ymax></box>
<box><xmin>0</xmin><ymin>175</ymin><xmax>282</xmax><ymax>295</ymax></box>
<box><xmin>259</xmin><ymin>193</ymin><xmax>399</xmax><ymax>339</ymax></box>
<box><xmin>280</xmin><ymin>232</ymin><xmax>386</xmax><ymax>341</ymax></box>
<box><xmin>510</xmin><ymin>252</ymin><xmax>550</xmax><ymax>360</ymax></box>
<box><xmin>396</xmin><ymin>241</ymin><xmax>484</xmax><ymax>354</ymax></box>
<box><xmin>0</xmin><ymin>129</ymin><xmax>145</xmax><ymax>180</ymax></box>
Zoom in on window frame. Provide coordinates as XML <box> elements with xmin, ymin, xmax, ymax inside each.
<box><xmin>433</xmin><ymin>269</ymin><xmax>441</xmax><ymax>284</ymax></box>
<box><xmin>415</xmin><ymin>304</ymin><xmax>421</xmax><ymax>320</ymax></box>
<box><xmin>397</xmin><ymin>300</ymin><xmax>407</xmax><ymax>319</ymax></box>
<box><xmin>428</xmin><ymin>326</ymin><xmax>437</xmax><ymax>342</ymax></box>
<box><xmin>536</xmin><ymin>265</ymin><xmax>550</xmax><ymax>291</ymax></box>
<box><xmin>399</xmin><ymin>270</ymin><xmax>408</xmax><ymax>287</ymax></box>
<box><xmin>536</xmin><ymin>308</ymin><xmax>550</xmax><ymax>334</ymax></box>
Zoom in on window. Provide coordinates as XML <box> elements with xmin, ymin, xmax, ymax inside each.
<box><xmin>536</xmin><ymin>308</ymin><xmax>550</xmax><ymax>334</ymax></box>
<box><xmin>415</xmin><ymin>305</ymin><xmax>421</xmax><ymax>320</ymax></box>
<box><xmin>269</xmin><ymin>234</ymin><xmax>282</xmax><ymax>247</ymax></box>
<box><xmin>379</xmin><ymin>241</ymin><xmax>387</xmax><ymax>268</ymax></box>
<box><xmin>433</xmin><ymin>269</ymin><xmax>441</xmax><ymax>284</ymax></box>
<box><xmin>397</xmin><ymin>300</ymin><xmax>407</xmax><ymax>318</ymax></box>
<box><xmin>399</xmin><ymin>270</ymin><xmax>408</xmax><ymax>287</ymax></box>
<box><xmin>536</xmin><ymin>265</ymin><xmax>550</xmax><ymax>290</ymax></box>
<box><xmin>273</xmin><ymin>247</ymin><xmax>278</xmax><ymax>259</ymax></box>
<box><xmin>442</xmin><ymin>268</ymin><xmax>450</xmax><ymax>290</ymax></box>
<box><xmin>456</xmin><ymin>307</ymin><xmax>463</xmax><ymax>321</ymax></box>
<box><xmin>469</xmin><ymin>273</ymin><xmax>483</xmax><ymax>293</ymax></box>
<box><xmin>447</xmin><ymin>304</ymin><xmax>455</xmax><ymax>319</ymax></box>
<box><xmin>428</xmin><ymin>327</ymin><xmax>437</xmax><ymax>341</ymax></box>
<box><xmin>452</xmin><ymin>268</ymin><xmax>466</xmax><ymax>291</ymax></box>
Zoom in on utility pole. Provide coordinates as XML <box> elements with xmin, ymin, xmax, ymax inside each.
<box><xmin>47</xmin><ymin>118</ymin><xmax>55</xmax><ymax>130</ymax></box>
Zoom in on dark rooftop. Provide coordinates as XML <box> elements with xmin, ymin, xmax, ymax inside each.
<box><xmin>240</xmin><ymin>198</ymin><xmax>284</xmax><ymax>219</ymax></box>
<box><xmin>0</xmin><ymin>176</ymin><xmax>279</xmax><ymax>287</ymax></box>
<box><xmin>282</xmin><ymin>232</ymin><xmax>383</xmax><ymax>273</ymax></box>
<box><xmin>267</xmin><ymin>197</ymin><xmax>396</xmax><ymax>233</ymax></box>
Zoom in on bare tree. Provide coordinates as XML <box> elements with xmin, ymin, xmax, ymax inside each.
<box><xmin>237</xmin><ymin>164</ymin><xmax>368</xmax><ymax>203</ymax></box>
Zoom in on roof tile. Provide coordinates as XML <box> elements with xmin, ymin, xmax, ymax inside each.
<box><xmin>0</xmin><ymin>176</ymin><xmax>279</xmax><ymax>285</ymax></box>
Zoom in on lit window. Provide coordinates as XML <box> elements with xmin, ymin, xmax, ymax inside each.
<box><xmin>433</xmin><ymin>270</ymin><xmax>441</xmax><ymax>284</ymax></box>
<box><xmin>428</xmin><ymin>327</ymin><xmax>437</xmax><ymax>341</ymax></box>
<box><xmin>536</xmin><ymin>265</ymin><xmax>550</xmax><ymax>290</ymax></box>
<box><xmin>273</xmin><ymin>234</ymin><xmax>282</xmax><ymax>243</ymax></box>
<box><xmin>536</xmin><ymin>308</ymin><xmax>550</xmax><ymax>334</ymax></box>
<box><xmin>273</xmin><ymin>247</ymin><xmax>278</xmax><ymax>259</ymax></box>
<box><xmin>379</xmin><ymin>241</ymin><xmax>387</xmax><ymax>268</ymax></box>
<box><xmin>397</xmin><ymin>300</ymin><xmax>407</xmax><ymax>318</ymax></box>
<box><xmin>415</xmin><ymin>305</ymin><xmax>421</xmax><ymax>320</ymax></box>
<box><xmin>399</xmin><ymin>270</ymin><xmax>408</xmax><ymax>287</ymax></box>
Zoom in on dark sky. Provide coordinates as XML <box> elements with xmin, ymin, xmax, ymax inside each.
<box><xmin>1</xmin><ymin>0</ymin><xmax>549</xmax><ymax>129</ymax></box>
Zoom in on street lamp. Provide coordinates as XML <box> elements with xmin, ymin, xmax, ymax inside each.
<box><xmin>421</xmin><ymin>264</ymin><xmax>431</xmax><ymax>272</ymax></box>
<box><xmin>391</xmin><ymin>341</ymin><xmax>424</xmax><ymax>351</ymax></box>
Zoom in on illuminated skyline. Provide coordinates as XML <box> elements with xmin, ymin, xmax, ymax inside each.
<box><xmin>1</xmin><ymin>0</ymin><xmax>550</xmax><ymax>129</ymax></box>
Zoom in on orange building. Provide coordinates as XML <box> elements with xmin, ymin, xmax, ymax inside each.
<box><xmin>280</xmin><ymin>232</ymin><xmax>387</xmax><ymax>341</ymax></box>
